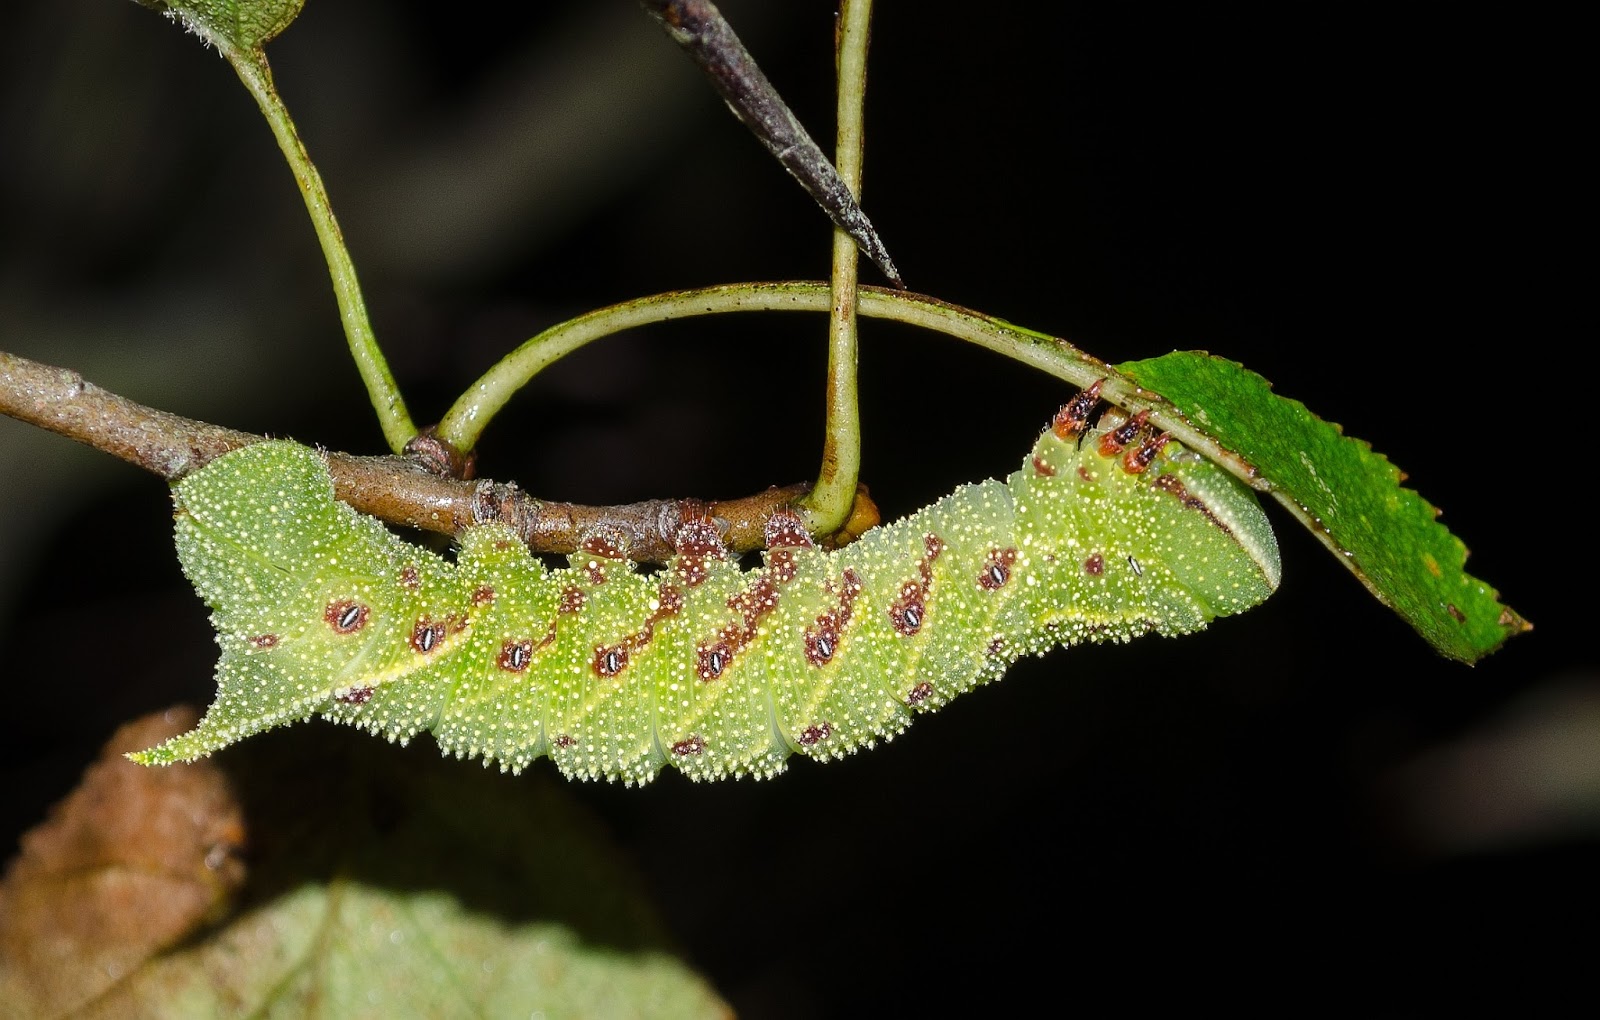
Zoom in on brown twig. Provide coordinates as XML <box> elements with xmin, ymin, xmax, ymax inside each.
<box><xmin>0</xmin><ymin>351</ymin><xmax>256</xmax><ymax>480</ymax></box>
<box><xmin>0</xmin><ymin>350</ymin><xmax>874</xmax><ymax>563</ymax></box>
<box><xmin>640</xmin><ymin>0</ymin><xmax>904</xmax><ymax>287</ymax></box>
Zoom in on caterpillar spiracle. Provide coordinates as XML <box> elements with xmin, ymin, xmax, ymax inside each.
<box><xmin>133</xmin><ymin>389</ymin><xmax>1281</xmax><ymax>782</ymax></box>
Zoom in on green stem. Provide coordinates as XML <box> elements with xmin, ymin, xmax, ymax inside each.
<box><xmin>436</xmin><ymin>282</ymin><xmax>1260</xmax><ymax>488</ymax></box>
<box><xmin>799</xmin><ymin>0</ymin><xmax>873</xmax><ymax>534</ymax></box>
<box><xmin>223</xmin><ymin>44</ymin><xmax>416</xmax><ymax>454</ymax></box>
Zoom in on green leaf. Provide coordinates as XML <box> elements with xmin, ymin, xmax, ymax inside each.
<box><xmin>1118</xmin><ymin>351</ymin><xmax>1528</xmax><ymax>664</ymax></box>
<box><xmin>135</xmin><ymin>0</ymin><xmax>305</xmax><ymax>52</ymax></box>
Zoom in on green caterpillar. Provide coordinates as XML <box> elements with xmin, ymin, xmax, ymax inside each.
<box><xmin>133</xmin><ymin>388</ymin><xmax>1281</xmax><ymax>783</ymax></box>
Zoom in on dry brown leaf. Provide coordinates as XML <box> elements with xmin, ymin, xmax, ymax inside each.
<box><xmin>0</xmin><ymin>706</ymin><xmax>246</xmax><ymax>1018</ymax></box>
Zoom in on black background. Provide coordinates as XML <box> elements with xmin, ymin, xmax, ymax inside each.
<box><xmin>0</xmin><ymin>2</ymin><xmax>1585</xmax><ymax>1012</ymax></box>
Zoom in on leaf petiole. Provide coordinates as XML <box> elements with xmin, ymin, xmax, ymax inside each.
<box><xmin>797</xmin><ymin>0</ymin><xmax>874</xmax><ymax>535</ymax></box>
<box><xmin>220</xmin><ymin>43</ymin><xmax>417</xmax><ymax>454</ymax></box>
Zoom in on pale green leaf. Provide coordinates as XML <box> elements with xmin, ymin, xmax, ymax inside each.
<box><xmin>81</xmin><ymin>882</ymin><xmax>729</xmax><ymax>1019</ymax></box>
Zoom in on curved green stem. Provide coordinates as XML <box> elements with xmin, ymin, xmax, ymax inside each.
<box><xmin>799</xmin><ymin>0</ymin><xmax>873</xmax><ymax>534</ymax></box>
<box><xmin>224</xmin><ymin>44</ymin><xmax>416</xmax><ymax>454</ymax></box>
<box><xmin>436</xmin><ymin>283</ymin><xmax>1260</xmax><ymax>491</ymax></box>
